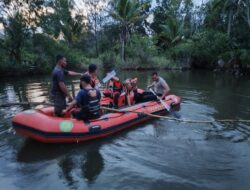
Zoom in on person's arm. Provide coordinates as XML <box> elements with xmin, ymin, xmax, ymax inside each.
<box><xmin>65</xmin><ymin>100</ymin><xmax>77</xmax><ymax>112</ymax></box>
<box><xmin>147</xmin><ymin>83</ymin><xmax>154</xmax><ymax>89</ymax></box>
<box><xmin>65</xmin><ymin>89</ymin><xmax>83</xmax><ymax>112</ymax></box>
<box><xmin>112</xmin><ymin>76</ymin><xmax>119</xmax><ymax>81</ymax></box>
<box><xmin>59</xmin><ymin>82</ymin><xmax>73</xmax><ymax>101</ymax></box>
<box><xmin>160</xmin><ymin>80</ymin><xmax>170</xmax><ymax>99</ymax></box>
<box><xmin>94</xmin><ymin>78</ymin><xmax>101</xmax><ymax>86</ymax></box>
<box><xmin>68</xmin><ymin>70</ymin><xmax>82</xmax><ymax>76</ymax></box>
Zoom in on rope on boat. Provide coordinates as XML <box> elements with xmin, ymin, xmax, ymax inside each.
<box><xmin>100</xmin><ymin>107</ymin><xmax>250</xmax><ymax>124</ymax></box>
<box><xmin>1</xmin><ymin>102</ymin><xmax>250</xmax><ymax>124</ymax></box>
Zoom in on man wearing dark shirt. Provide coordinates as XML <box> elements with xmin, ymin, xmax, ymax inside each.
<box><xmin>66</xmin><ymin>74</ymin><xmax>101</xmax><ymax>121</ymax></box>
<box><xmin>51</xmin><ymin>55</ymin><xmax>82</xmax><ymax>116</ymax></box>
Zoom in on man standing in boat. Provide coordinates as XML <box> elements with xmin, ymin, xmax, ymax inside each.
<box><xmin>51</xmin><ymin>54</ymin><xmax>82</xmax><ymax>117</ymax></box>
<box><xmin>66</xmin><ymin>74</ymin><xmax>101</xmax><ymax>121</ymax></box>
<box><xmin>147</xmin><ymin>72</ymin><xmax>170</xmax><ymax>99</ymax></box>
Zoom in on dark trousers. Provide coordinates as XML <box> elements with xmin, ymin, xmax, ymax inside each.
<box><xmin>72</xmin><ymin>109</ymin><xmax>100</xmax><ymax>121</ymax></box>
<box><xmin>53</xmin><ymin>93</ymin><xmax>66</xmax><ymax>117</ymax></box>
<box><xmin>113</xmin><ymin>91</ymin><xmax>121</xmax><ymax>108</ymax></box>
<box><xmin>135</xmin><ymin>91</ymin><xmax>161</xmax><ymax>103</ymax></box>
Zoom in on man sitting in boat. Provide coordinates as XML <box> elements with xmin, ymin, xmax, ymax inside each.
<box><xmin>84</xmin><ymin>64</ymin><xmax>101</xmax><ymax>89</ymax></box>
<box><xmin>123</xmin><ymin>78</ymin><xmax>138</xmax><ymax>106</ymax></box>
<box><xmin>146</xmin><ymin>72</ymin><xmax>170</xmax><ymax>100</ymax></box>
<box><xmin>51</xmin><ymin>54</ymin><xmax>82</xmax><ymax>117</ymax></box>
<box><xmin>65</xmin><ymin>74</ymin><xmax>101</xmax><ymax>121</ymax></box>
<box><xmin>103</xmin><ymin>76</ymin><xmax>122</xmax><ymax>108</ymax></box>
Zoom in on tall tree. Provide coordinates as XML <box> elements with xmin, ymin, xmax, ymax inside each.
<box><xmin>109</xmin><ymin>0</ymin><xmax>146</xmax><ymax>61</ymax></box>
<box><xmin>0</xmin><ymin>0</ymin><xmax>49</xmax><ymax>63</ymax></box>
<box><xmin>41</xmin><ymin>0</ymin><xmax>86</xmax><ymax>45</ymax></box>
<box><xmin>210</xmin><ymin>0</ymin><xmax>247</xmax><ymax>36</ymax></box>
<box><xmin>82</xmin><ymin>0</ymin><xmax>108</xmax><ymax>57</ymax></box>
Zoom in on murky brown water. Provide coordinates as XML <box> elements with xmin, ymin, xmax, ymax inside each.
<box><xmin>0</xmin><ymin>70</ymin><xmax>250</xmax><ymax>190</ymax></box>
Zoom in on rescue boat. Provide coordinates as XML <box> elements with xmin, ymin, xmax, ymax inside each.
<box><xmin>12</xmin><ymin>95</ymin><xmax>181</xmax><ymax>143</ymax></box>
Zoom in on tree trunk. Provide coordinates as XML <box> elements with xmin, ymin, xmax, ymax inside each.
<box><xmin>227</xmin><ymin>10</ymin><xmax>233</xmax><ymax>36</ymax></box>
<box><xmin>94</xmin><ymin>11</ymin><xmax>98</xmax><ymax>57</ymax></box>
<box><xmin>120</xmin><ymin>26</ymin><xmax>127</xmax><ymax>62</ymax></box>
<box><xmin>120</xmin><ymin>33</ymin><xmax>125</xmax><ymax>62</ymax></box>
<box><xmin>247</xmin><ymin>5</ymin><xmax>250</xmax><ymax>28</ymax></box>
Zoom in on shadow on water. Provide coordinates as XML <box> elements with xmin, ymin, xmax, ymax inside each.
<box><xmin>17</xmin><ymin>138</ymin><xmax>105</xmax><ymax>187</ymax></box>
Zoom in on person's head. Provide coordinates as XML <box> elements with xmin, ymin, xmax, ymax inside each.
<box><xmin>130</xmin><ymin>78</ymin><xmax>137</xmax><ymax>87</ymax></box>
<box><xmin>88</xmin><ymin>64</ymin><xmax>97</xmax><ymax>75</ymax></box>
<box><xmin>56</xmin><ymin>54</ymin><xmax>67</xmax><ymax>68</ymax></box>
<box><xmin>151</xmin><ymin>72</ymin><xmax>159</xmax><ymax>81</ymax></box>
<box><xmin>80</xmin><ymin>74</ymin><xmax>91</xmax><ymax>88</ymax></box>
<box><xmin>124</xmin><ymin>78</ymin><xmax>132</xmax><ymax>90</ymax></box>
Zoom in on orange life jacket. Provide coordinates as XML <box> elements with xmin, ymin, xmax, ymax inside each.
<box><xmin>113</xmin><ymin>80</ymin><xmax>122</xmax><ymax>91</ymax></box>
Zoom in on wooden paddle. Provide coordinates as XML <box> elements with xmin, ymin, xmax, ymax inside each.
<box><xmin>149</xmin><ymin>88</ymin><xmax>171</xmax><ymax>111</ymax></box>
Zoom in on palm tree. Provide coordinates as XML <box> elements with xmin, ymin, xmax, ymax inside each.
<box><xmin>159</xmin><ymin>15</ymin><xmax>184</xmax><ymax>48</ymax></box>
<box><xmin>109</xmin><ymin>0</ymin><xmax>146</xmax><ymax>61</ymax></box>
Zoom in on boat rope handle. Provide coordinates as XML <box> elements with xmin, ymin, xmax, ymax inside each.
<box><xmin>1</xmin><ymin>102</ymin><xmax>250</xmax><ymax>124</ymax></box>
<box><xmin>100</xmin><ymin>106</ymin><xmax>250</xmax><ymax>124</ymax></box>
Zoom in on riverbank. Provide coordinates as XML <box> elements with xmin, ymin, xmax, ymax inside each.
<box><xmin>1</xmin><ymin>56</ymin><xmax>250</xmax><ymax>78</ymax></box>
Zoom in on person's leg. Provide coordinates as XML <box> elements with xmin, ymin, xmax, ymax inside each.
<box><xmin>72</xmin><ymin>109</ymin><xmax>88</xmax><ymax>121</ymax></box>
<box><xmin>133</xmin><ymin>91</ymin><xmax>140</xmax><ymax>103</ymax></box>
<box><xmin>113</xmin><ymin>91</ymin><xmax>120</xmax><ymax>108</ymax></box>
<box><xmin>141</xmin><ymin>91</ymin><xmax>157</xmax><ymax>102</ymax></box>
<box><xmin>54</xmin><ymin>94</ymin><xmax>66</xmax><ymax>117</ymax></box>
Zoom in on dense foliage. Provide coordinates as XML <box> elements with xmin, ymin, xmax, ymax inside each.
<box><xmin>0</xmin><ymin>0</ymin><xmax>249</xmax><ymax>76</ymax></box>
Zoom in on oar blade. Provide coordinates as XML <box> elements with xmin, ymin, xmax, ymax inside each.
<box><xmin>149</xmin><ymin>88</ymin><xmax>171</xmax><ymax>112</ymax></box>
<box><xmin>160</xmin><ymin>99</ymin><xmax>171</xmax><ymax>112</ymax></box>
<box><xmin>102</xmin><ymin>70</ymin><xmax>116</xmax><ymax>83</ymax></box>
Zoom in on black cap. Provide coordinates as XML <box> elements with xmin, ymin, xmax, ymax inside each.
<box><xmin>80</xmin><ymin>74</ymin><xmax>91</xmax><ymax>84</ymax></box>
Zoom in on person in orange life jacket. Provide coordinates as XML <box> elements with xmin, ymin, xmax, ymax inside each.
<box><xmin>123</xmin><ymin>78</ymin><xmax>149</xmax><ymax>104</ymax></box>
<box><xmin>84</xmin><ymin>64</ymin><xmax>101</xmax><ymax>89</ymax></box>
<box><xmin>51</xmin><ymin>54</ymin><xmax>82</xmax><ymax>117</ymax></box>
<box><xmin>104</xmin><ymin>76</ymin><xmax>122</xmax><ymax>108</ymax></box>
<box><xmin>66</xmin><ymin>74</ymin><xmax>101</xmax><ymax>121</ymax></box>
<box><xmin>123</xmin><ymin>78</ymin><xmax>138</xmax><ymax>106</ymax></box>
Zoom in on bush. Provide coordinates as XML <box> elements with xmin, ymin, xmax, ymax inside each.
<box><xmin>33</xmin><ymin>34</ymin><xmax>86</xmax><ymax>70</ymax></box>
<box><xmin>190</xmin><ymin>30</ymin><xmax>232</xmax><ymax>68</ymax></box>
<box><xmin>101</xmin><ymin>52</ymin><xmax>116</xmax><ymax>71</ymax></box>
<box><xmin>126</xmin><ymin>34</ymin><xmax>157</xmax><ymax>65</ymax></box>
<box><xmin>238</xmin><ymin>49</ymin><xmax>250</xmax><ymax>66</ymax></box>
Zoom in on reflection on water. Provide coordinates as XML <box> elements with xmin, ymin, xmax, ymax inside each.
<box><xmin>17</xmin><ymin>139</ymin><xmax>105</xmax><ymax>189</ymax></box>
<box><xmin>58</xmin><ymin>144</ymin><xmax>104</xmax><ymax>188</ymax></box>
<box><xmin>0</xmin><ymin>71</ymin><xmax>250</xmax><ymax>190</ymax></box>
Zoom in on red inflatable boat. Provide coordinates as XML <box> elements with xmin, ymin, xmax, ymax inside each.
<box><xmin>12</xmin><ymin>95</ymin><xmax>181</xmax><ymax>143</ymax></box>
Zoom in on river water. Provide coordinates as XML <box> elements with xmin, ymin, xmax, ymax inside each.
<box><xmin>0</xmin><ymin>70</ymin><xmax>250</xmax><ymax>190</ymax></box>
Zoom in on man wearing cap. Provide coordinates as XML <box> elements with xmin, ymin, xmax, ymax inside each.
<box><xmin>51</xmin><ymin>54</ymin><xmax>82</xmax><ymax>117</ymax></box>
